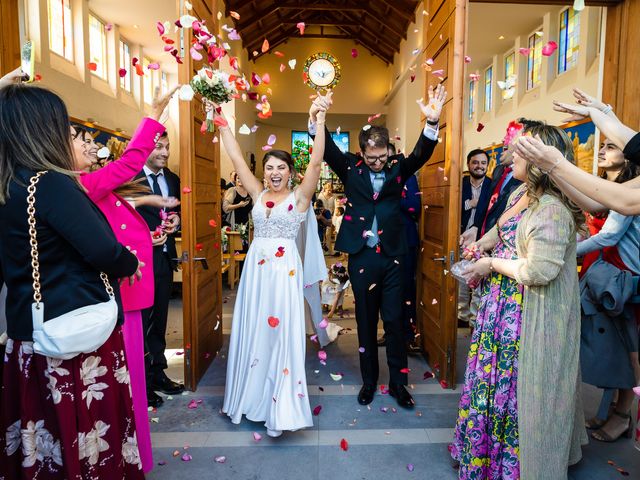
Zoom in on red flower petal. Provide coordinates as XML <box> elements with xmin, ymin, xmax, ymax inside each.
<box><xmin>268</xmin><ymin>316</ymin><xmax>280</xmax><ymax>328</ymax></box>
<box><xmin>313</xmin><ymin>405</ymin><xmax>322</xmax><ymax>416</ymax></box>
<box><xmin>182</xmin><ymin>186</ymin><xmax>192</xmax><ymax>194</ymax></box>
<box><xmin>340</xmin><ymin>438</ymin><xmax>348</xmax><ymax>451</ymax></box>
<box><xmin>87</xmin><ymin>62</ymin><xmax>97</xmax><ymax>71</ymax></box>
<box><xmin>400</xmin><ymin>368</ymin><xmax>411</xmax><ymax>374</ymax></box>
<box><xmin>118</xmin><ymin>68</ymin><xmax>127</xmax><ymax>78</ymax></box>
<box><xmin>266</xmin><ymin>201</ymin><xmax>275</xmax><ymax>208</ymax></box>
<box><xmin>214</xmin><ymin>116</ymin><xmax>228</xmax><ymax>128</ymax></box>
<box><xmin>195</xmin><ymin>243</ymin><xmax>204</xmax><ymax>251</ymax></box>
<box><xmin>208</xmin><ymin>219</ymin><xmax>217</xmax><ymax>227</ymax></box>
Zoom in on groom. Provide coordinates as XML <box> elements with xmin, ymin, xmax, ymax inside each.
<box><xmin>309</xmin><ymin>85</ymin><xmax>446</xmax><ymax>408</ymax></box>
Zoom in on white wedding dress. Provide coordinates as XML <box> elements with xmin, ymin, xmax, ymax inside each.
<box><xmin>223</xmin><ymin>190</ymin><xmax>321</xmax><ymax>435</ymax></box>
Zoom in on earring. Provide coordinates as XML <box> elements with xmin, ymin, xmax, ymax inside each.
<box><xmin>288</xmin><ymin>177</ymin><xmax>293</xmax><ymax>189</ymax></box>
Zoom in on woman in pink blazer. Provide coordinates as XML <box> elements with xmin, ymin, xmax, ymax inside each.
<box><xmin>71</xmin><ymin>87</ymin><xmax>178</xmax><ymax>473</ymax></box>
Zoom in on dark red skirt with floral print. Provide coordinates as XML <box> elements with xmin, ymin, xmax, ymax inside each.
<box><xmin>0</xmin><ymin>327</ymin><xmax>145</xmax><ymax>479</ymax></box>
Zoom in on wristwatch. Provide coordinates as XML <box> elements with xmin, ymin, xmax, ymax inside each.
<box><xmin>426</xmin><ymin>118</ymin><xmax>439</xmax><ymax>126</ymax></box>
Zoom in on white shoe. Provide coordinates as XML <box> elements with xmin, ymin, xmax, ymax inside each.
<box><xmin>266</xmin><ymin>428</ymin><xmax>282</xmax><ymax>438</ymax></box>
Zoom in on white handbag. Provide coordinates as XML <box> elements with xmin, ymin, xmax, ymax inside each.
<box><xmin>28</xmin><ymin>172</ymin><xmax>118</xmax><ymax>360</ymax></box>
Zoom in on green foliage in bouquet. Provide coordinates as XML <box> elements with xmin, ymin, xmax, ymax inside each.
<box><xmin>190</xmin><ymin>76</ymin><xmax>235</xmax><ymax>105</ymax></box>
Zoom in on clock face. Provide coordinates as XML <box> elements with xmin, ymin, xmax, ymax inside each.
<box><xmin>308</xmin><ymin>58</ymin><xmax>336</xmax><ymax>87</ymax></box>
<box><xmin>303</xmin><ymin>52</ymin><xmax>341</xmax><ymax>90</ymax></box>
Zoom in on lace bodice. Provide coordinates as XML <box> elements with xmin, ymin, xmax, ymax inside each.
<box><xmin>252</xmin><ymin>190</ymin><xmax>306</xmax><ymax>240</ymax></box>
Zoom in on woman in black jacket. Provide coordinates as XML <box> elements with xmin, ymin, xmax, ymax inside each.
<box><xmin>0</xmin><ymin>81</ymin><xmax>144</xmax><ymax>478</ymax></box>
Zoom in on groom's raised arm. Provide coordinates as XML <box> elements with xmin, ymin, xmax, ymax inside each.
<box><xmin>399</xmin><ymin>124</ymin><xmax>439</xmax><ymax>180</ymax></box>
<box><xmin>400</xmin><ymin>84</ymin><xmax>448</xmax><ymax>180</ymax></box>
<box><xmin>308</xmin><ymin>121</ymin><xmax>349</xmax><ymax>183</ymax></box>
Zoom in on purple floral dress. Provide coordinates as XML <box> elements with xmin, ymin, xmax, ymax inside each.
<box><xmin>450</xmin><ymin>201</ymin><xmax>526</xmax><ymax>479</ymax></box>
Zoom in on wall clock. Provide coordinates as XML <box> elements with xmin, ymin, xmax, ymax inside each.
<box><xmin>303</xmin><ymin>52</ymin><xmax>341</xmax><ymax>91</ymax></box>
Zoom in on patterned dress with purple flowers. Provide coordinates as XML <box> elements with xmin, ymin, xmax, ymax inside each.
<box><xmin>450</xmin><ymin>201</ymin><xmax>526</xmax><ymax>479</ymax></box>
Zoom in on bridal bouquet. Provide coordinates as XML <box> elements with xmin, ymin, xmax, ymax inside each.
<box><xmin>190</xmin><ymin>66</ymin><xmax>237</xmax><ymax>131</ymax></box>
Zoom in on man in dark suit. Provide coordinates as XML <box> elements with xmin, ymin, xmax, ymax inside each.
<box><xmin>458</xmin><ymin>149</ymin><xmax>491</xmax><ymax>327</ymax></box>
<box><xmin>309</xmin><ymin>85</ymin><xmax>447</xmax><ymax>408</ymax></box>
<box><xmin>460</xmin><ymin>149</ymin><xmax>491</xmax><ymax>235</ymax></box>
<box><xmin>378</xmin><ymin>143</ymin><xmax>421</xmax><ymax>354</ymax></box>
<box><xmin>135</xmin><ymin>131</ymin><xmax>184</xmax><ymax>407</ymax></box>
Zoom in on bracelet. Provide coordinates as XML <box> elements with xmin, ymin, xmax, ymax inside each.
<box><xmin>540</xmin><ymin>156</ymin><xmax>561</xmax><ymax>175</ymax></box>
<box><xmin>602</xmin><ymin>104</ymin><xmax>613</xmax><ymax>115</ymax></box>
<box><xmin>489</xmin><ymin>258</ymin><xmax>494</xmax><ymax>272</ymax></box>
<box><xmin>426</xmin><ymin>119</ymin><xmax>439</xmax><ymax>126</ymax></box>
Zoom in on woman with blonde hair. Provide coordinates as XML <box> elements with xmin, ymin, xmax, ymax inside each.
<box><xmin>452</xmin><ymin>122</ymin><xmax>587</xmax><ymax>479</ymax></box>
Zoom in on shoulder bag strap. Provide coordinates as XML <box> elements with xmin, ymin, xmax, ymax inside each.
<box><xmin>27</xmin><ymin>172</ymin><xmax>114</xmax><ymax>310</ymax></box>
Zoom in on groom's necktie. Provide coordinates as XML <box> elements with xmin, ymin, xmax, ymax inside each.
<box><xmin>366</xmin><ymin>172</ymin><xmax>385</xmax><ymax>248</ymax></box>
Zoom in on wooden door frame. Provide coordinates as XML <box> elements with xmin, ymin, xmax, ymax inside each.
<box><xmin>0</xmin><ymin>0</ymin><xmax>20</xmax><ymax>76</ymax></box>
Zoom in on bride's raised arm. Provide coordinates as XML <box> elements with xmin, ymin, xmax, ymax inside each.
<box><xmin>211</xmin><ymin>103</ymin><xmax>263</xmax><ymax>199</ymax></box>
<box><xmin>295</xmin><ymin>102</ymin><xmax>329</xmax><ymax>211</ymax></box>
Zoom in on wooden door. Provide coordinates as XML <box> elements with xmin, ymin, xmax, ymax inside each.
<box><xmin>178</xmin><ymin>0</ymin><xmax>223</xmax><ymax>390</ymax></box>
<box><xmin>416</xmin><ymin>0</ymin><xmax>466</xmax><ymax>388</ymax></box>
<box><xmin>0</xmin><ymin>0</ymin><xmax>20</xmax><ymax>76</ymax></box>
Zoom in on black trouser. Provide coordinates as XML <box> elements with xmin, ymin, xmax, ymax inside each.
<box><xmin>401</xmin><ymin>246</ymin><xmax>418</xmax><ymax>341</ymax></box>
<box><xmin>141</xmin><ymin>248</ymin><xmax>173</xmax><ymax>381</ymax></box>
<box><xmin>348</xmin><ymin>247</ymin><xmax>408</xmax><ymax>386</ymax></box>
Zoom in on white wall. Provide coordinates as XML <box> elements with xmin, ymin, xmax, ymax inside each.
<box><xmin>385</xmin><ymin>1</ymin><xmax>427</xmax><ymax>156</ymax></box>
<box><xmin>20</xmin><ymin>0</ymin><xmax>180</xmax><ymax>169</ymax></box>
<box><xmin>463</xmin><ymin>6</ymin><xmax>603</xmax><ymax>160</ymax></box>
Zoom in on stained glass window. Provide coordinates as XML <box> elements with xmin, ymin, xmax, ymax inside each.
<box><xmin>484</xmin><ymin>67</ymin><xmax>492</xmax><ymax>112</ymax></box>
<box><xmin>89</xmin><ymin>14</ymin><xmax>107</xmax><ymax>79</ymax></box>
<box><xmin>468</xmin><ymin>80</ymin><xmax>475</xmax><ymax>120</ymax></box>
<box><xmin>558</xmin><ymin>8</ymin><xmax>580</xmax><ymax>74</ymax></box>
<box><xmin>505</xmin><ymin>52</ymin><xmax>515</xmax><ymax>81</ymax></box>
<box><xmin>527</xmin><ymin>31</ymin><xmax>543</xmax><ymax>90</ymax></box>
<box><xmin>119</xmin><ymin>41</ymin><xmax>131</xmax><ymax>91</ymax></box>
<box><xmin>48</xmin><ymin>0</ymin><xmax>73</xmax><ymax>61</ymax></box>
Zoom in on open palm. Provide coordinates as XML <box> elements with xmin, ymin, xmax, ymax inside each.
<box><xmin>417</xmin><ymin>84</ymin><xmax>447</xmax><ymax>123</ymax></box>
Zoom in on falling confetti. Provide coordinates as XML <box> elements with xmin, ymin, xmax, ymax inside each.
<box><xmin>351</xmin><ymin>48</ymin><xmax>358</xmax><ymax>58</ymax></box>
<box><xmin>318</xmin><ymin>350</ymin><xmax>327</xmax><ymax>361</ymax></box>
<box><xmin>261</xmin><ymin>38</ymin><xmax>270</xmax><ymax>53</ymax></box>
<box><xmin>238</xmin><ymin>124</ymin><xmax>251</xmax><ymax>135</ymax></box>
<box><xmin>214</xmin><ymin>456</ymin><xmax>226</xmax><ymax>463</ymax></box>
<box><xmin>330</xmin><ymin>373</ymin><xmax>343</xmax><ymax>381</ymax></box>
<box><xmin>181</xmin><ymin>453</ymin><xmax>192</xmax><ymax>462</ymax></box>
<box><xmin>230</xmin><ymin>11</ymin><xmax>240</xmax><ymax>20</ymax></box>
<box><xmin>518</xmin><ymin>47</ymin><xmax>530</xmax><ymax>56</ymax></box>
<box><xmin>296</xmin><ymin>22</ymin><xmax>306</xmax><ymax>35</ymax></box>
<box><xmin>464</xmin><ymin>55</ymin><xmax>471</xmax><ymax>63</ymax></box>
<box><xmin>541</xmin><ymin>40</ymin><xmax>558</xmax><ymax>56</ymax></box>
<box><xmin>253</xmin><ymin>432</ymin><xmax>262</xmax><ymax>442</ymax></box>
<box><xmin>358</xmin><ymin>347</ymin><xmax>365</xmax><ymax>353</ymax></box>
<box><xmin>268</xmin><ymin>316</ymin><xmax>280</xmax><ymax>328</ymax></box>
<box><xmin>407</xmin><ymin>464</ymin><xmax>415</xmax><ymax>472</ymax></box>
<box><xmin>476</xmin><ymin>123</ymin><xmax>485</xmax><ymax>132</ymax></box>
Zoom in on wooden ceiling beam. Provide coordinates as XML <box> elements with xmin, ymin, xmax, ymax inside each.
<box><xmin>236</xmin><ymin>5</ymin><xmax>280</xmax><ymax>34</ymax></box>
<box><xmin>336</xmin><ymin>25</ymin><xmax>394</xmax><ymax>64</ymax></box>
<box><xmin>470</xmin><ymin>0</ymin><xmax>620</xmax><ymax>4</ymax></box>
<box><xmin>340</xmin><ymin>11</ymin><xmax>401</xmax><ymax>51</ymax></box>
<box><xmin>378</xmin><ymin>0</ymin><xmax>416</xmax><ymax>23</ymax></box>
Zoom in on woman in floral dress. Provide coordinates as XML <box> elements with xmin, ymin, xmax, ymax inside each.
<box><xmin>451</xmin><ymin>122</ymin><xmax>587</xmax><ymax>479</ymax></box>
<box><xmin>450</xmin><ymin>186</ymin><xmax>526</xmax><ymax>479</ymax></box>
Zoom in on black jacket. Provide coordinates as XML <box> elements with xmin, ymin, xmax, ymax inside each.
<box><xmin>321</xmin><ymin>126</ymin><xmax>437</xmax><ymax>256</ymax></box>
<box><xmin>461</xmin><ymin>175</ymin><xmax>492</xmax><ymax>234</ymax></box>
<box><xmin>0</xmin><ymin>169</ymin><xmax>138</xmax><ymax>340</ymax></box>
<box><xmin>472</xmin><ymin>163</ymin><xmax>522</xmax><ymax>236</ymax></box>
<box><xmin>134</xmin><ymin>168</ymin><xmax>181</xmax><ymax>261</ymax></box>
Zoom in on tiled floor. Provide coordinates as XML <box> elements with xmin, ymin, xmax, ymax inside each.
<box><xmin>147</xmin><ymin>260</ymin><xmax>640</xmax><ymax>479</ymax></box>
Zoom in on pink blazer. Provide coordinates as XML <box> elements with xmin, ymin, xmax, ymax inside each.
<box><xmin>80</xmin><ymin>118</ymin><xmax>166</xmax><ymax>312</ymax></box>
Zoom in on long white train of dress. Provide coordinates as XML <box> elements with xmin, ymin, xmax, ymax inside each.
<box><xmin>223</xmin><ymin>191</ymin><xmax>315</xmax><ymax>434</ymax></box>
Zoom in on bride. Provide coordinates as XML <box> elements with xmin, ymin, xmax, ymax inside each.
<box><xmin>213</xmin><ymin>101</ymin><xmax>328</xmax><ymax>436</ymax></box>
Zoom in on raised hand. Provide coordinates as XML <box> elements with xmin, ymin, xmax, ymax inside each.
<box><xmin>514</xmin><ymin>135</ymin><xmax>566</xmax><ymax>173</ymax></box>
<box><xmin>552</xmin><ymin>100</ymin><xmax>591</xmax><ymax>123</ymax></box>
<box><xmin>309</xmin><ymin>91</ymin><xmax>333</xmax><ymax>123</ymax></box>
<box><xmin>150</xmin><ymin>85</ymin><xmax>180</xmax><ymax>123</ymax></box>
<box><xmin>0</xmin><ymin>67</ymin><xmax>28</xmax><ymax>88</ymax></box>
<box><xmin>572</xmin><ymin>88</ymin><xmax>608</xmax><ymax>112</ymax></box>
<box><xmin>417</xmin><ymin>84</ymin><xmax>447</xmax><ymax>123</ymax></box>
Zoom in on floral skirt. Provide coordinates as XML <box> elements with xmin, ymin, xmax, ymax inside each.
<box><xmin>0</xmin><ymin>327</ymin><xmax>144</xmax><ymax>480</ymax></box>
<box><xmin>450</xmin><ymin>272</ymin><xmax>523</xmax><ymax>479</ymax></box>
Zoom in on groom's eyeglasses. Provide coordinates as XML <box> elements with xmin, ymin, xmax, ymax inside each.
<box><xmin>363</xmin><ymin>153</ymin><xmax>388</xmax><ymax>165</ymax></box>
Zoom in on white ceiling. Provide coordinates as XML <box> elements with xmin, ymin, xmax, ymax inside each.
<box><xmin>466</xmin><ymin>3</ymin><xmax>552</xmax><ymax>73</ymax></box>
<box><xmin>88</xmin><ymin>0</ymin><xmax>179</xmax><ymax>73</ymax></box>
